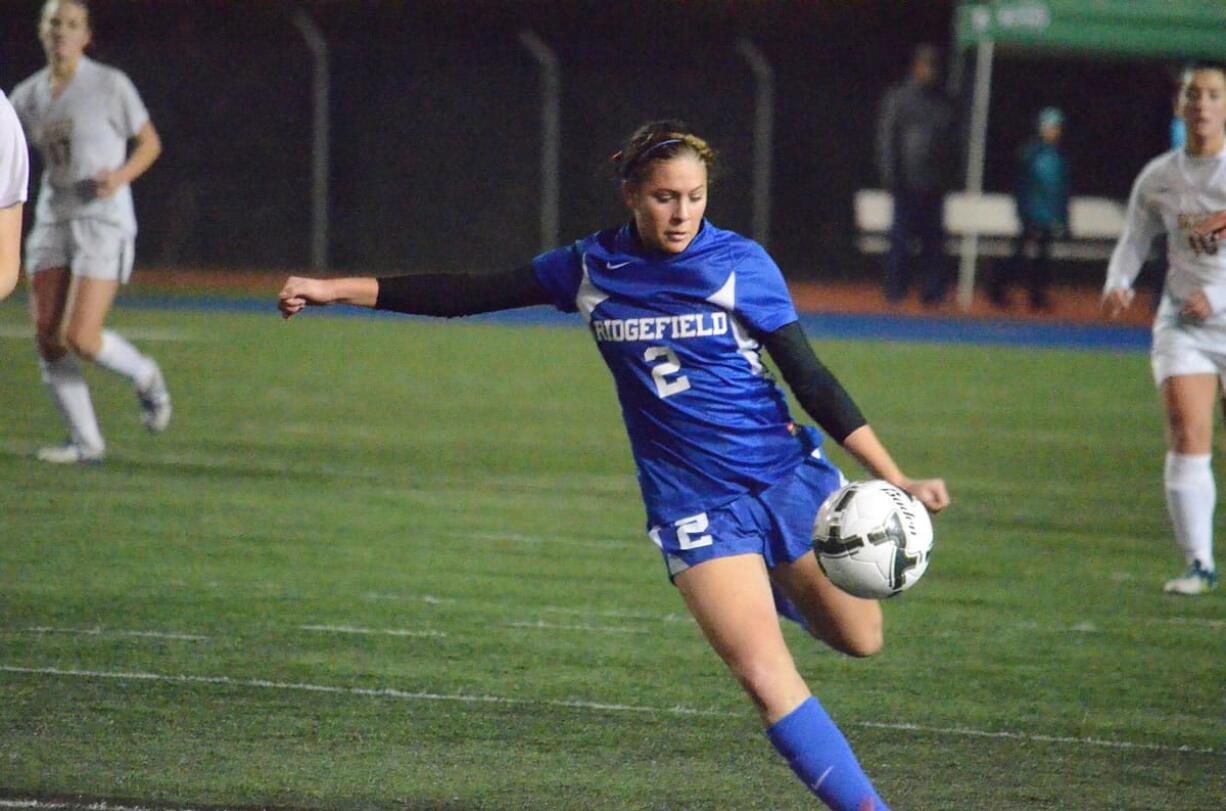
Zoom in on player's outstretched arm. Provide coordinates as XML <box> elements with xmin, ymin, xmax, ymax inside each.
<box><xmin>840</xmin><ymin>424</ymin><xmax>949</xmax><ymax>514</ymax></box>
<box><xmin>278</xmin><ymin>276</ymin><xmax>378</xmax><ymax>319</ymax></box>
<box><xmin>760</xmin><ymin>320</ymin><xmax>948</xmax><ymax>514</ymax></box>
<box><xmin>280</xmin><ymin>267</ymin><xmax>550</xmax><ymax>321</ymax></box>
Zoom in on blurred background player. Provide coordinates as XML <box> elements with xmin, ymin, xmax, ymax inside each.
<box><xmin>1103</xmin><ymin>62</ymin><xmax>1226</xmax><ymax>595</ymax></box>
<box><xmin>874</xmin><ymin>43</ymin><xmax>959</xmax><ymax>307</ymax></box>
<box><xmin>10</xmin><ymin>0</ymin><xmax>169</xmax><ymax>464</ymax></box>
<box><xmin>0</xmin><ymin>87</ymin><xmax>29</xmax><ymax>301</ymax></box>
<box><xmin>989</xmin><ymin>107</ymin><xmax>1070</xmax><ymax>311</ymax></box>
<box><xmin>277</xmin><ymin>121</ymin><xmax>950</xmax><ymax>810</ymax></box>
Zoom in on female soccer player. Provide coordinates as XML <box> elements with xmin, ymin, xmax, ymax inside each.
<box><xmin>0</xmin><ymin>89</ymin><xmax>29</xmax><ymax>301</ymax></box>
<box><xmin>278</xmin><ymin>121</ymin><xmax>949</xmax><ymax>810</ymax></box>
<box><xmin>10</xmin><ymin>0</ymin><xmax>169</xmax><ymax>464</ymax></box>
<box><xmin>1103</xmin><ymin>63</ymin><xmax>1226</xmax><ymax>595</ymax></box>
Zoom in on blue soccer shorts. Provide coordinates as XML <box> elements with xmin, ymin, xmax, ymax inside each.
<box><xmin>647</xmin><ymin>446</ymin><xmax>847</xmax><ymax>581</ymax></box>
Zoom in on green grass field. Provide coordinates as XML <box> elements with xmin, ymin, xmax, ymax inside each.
<box><xmin>2</xmin><ymin>302</ymin><xmax>1224</xmax><ymax>810</ymax></box>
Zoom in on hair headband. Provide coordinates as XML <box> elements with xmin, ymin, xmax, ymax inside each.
<box><xmin>615</xmin><ymin>138</ymin><xmax>686</xmax><ymax>179</ymax></box>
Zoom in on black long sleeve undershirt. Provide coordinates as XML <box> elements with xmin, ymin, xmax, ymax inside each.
<box><xmin>757</xmin><ymin>320</ymin><xmax>867</xmax><ymax>443</ymax></box>
<box><xmin>374</xmin><ymin>269</ymin><xmax>866</xmax><ymax>442</ymax></box>
<box><xmin>375</xmin><ymin>265</ymin><xmax>550</xmax><ymax>317</ymax></box>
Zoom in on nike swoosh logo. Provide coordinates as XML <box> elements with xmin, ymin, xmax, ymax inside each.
<box><xmin>606</xmin><ymin>261</ymin><xmax>631</xmax><ymax>269</ymax></box>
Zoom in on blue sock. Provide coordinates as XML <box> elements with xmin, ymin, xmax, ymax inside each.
<box><xmin>766</xmin><ymin>696</ymin><xmax>890</xmax><ymax>811</ymax></box>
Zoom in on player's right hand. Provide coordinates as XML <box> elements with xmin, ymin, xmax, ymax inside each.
<box><xmin>1190</xmin><ymin>210</ymin><xmax>1226</xmax><ymax>256</ymax></box>
<box><xmin>901</xmin><ymin>477</ymin><xmax>949</xmax><ymax>515</ymax></box>
<box><xmin>278</xmin><ymin>276</ymin><xmax>333</xmax><ymax>319</ymax></box>
<box><xmin>1102</xmin><ymin>288</ymin><xmax>1134</xmax><ymax>320</ymax></box>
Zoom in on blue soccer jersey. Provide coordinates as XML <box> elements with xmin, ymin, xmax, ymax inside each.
<box><xmin>532</xmin><ymin>220</ymin><xmax>820</xmax><ymax>527</ymax></box>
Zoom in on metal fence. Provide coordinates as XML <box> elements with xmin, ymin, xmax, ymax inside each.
<box><xmin>0</xmin><ymin>2</ymin><xmax>1173</xmax><ymax>281</ymax></box>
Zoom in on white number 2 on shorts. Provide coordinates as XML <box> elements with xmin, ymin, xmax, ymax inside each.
<box><xmin>674</xmin><ymin>512</ymin><xmax>713</xmax><ymax>550</ymax></box>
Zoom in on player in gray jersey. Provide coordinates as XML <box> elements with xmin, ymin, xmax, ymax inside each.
<box><xmin>0</xmin><ymin>89</ymin><xmax>29</xmax><ymax>301</ymax></box>
<box><xmin>1103</xmin><ymin>63</ymin><xmax>1226</xmax><ymax>595</ymax></box>
<box><xmin>10</xmin><ymin>0</ymin><xmax>169</xmax><ymax>464</ymax></box>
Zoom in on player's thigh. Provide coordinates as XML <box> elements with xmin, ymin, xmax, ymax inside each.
<box><xmin>1160</xmin><ymin>373</ymin><xmax>1219</xmax><ymax>453</ymax></box>
<box><xmin>68</xmin><ymin>220</ymin><xmax>136</xmax><ymax>285</ymax></box>
<box><xmin>674</xmin><ymin>553</ymin><xmax>809</xmax><ymax>724</ymax></box>
<box><xmin>63</xmin><ymin>275</ymin><xmax>121</xmax><ymax>357</ymax></box>
<box><xmin>770</xmin><ymin>551</ymin><xmax>883</xmax><ymax>659</ymax></box>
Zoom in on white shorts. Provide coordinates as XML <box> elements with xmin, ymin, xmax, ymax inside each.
<box><xmin>25</xmin><ymin>219</ymin><xmax>136</xmax><ymax>284</ymax></box>
<box><xmin>1150</xmin><ymin>310</ymin><xmax>1226</xmax><ymax>387</ymax></box>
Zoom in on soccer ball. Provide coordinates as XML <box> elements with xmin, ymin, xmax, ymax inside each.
<box><xmin>812</xmin><ymin>480</ymin><xmax>933</xmax><ymax>599</ymax></box>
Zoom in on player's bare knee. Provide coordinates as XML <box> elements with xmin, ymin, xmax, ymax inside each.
<box><xmin>822</xmin><ymin>613</ymin><xmax>884</xmax><ymax>658</ymax></box>
<box><xmin>64</xmin><ymin>327</ymin><xmax>101</xmax><ymax>360</ymax></box>
<box><xmin>839</xmin><ymin>626</ymin><xmax>884</xmax><ymax>658</ymax></box>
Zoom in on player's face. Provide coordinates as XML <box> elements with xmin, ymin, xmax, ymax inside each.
<box><xmin>623</xmin><ymin>154</ymin><xmax>708</xmax><ymax>255</ymax></box>
<box><xmin>1181</xmin><ymin>69</ymin><xmax>1226</xmax><ymax>146</ymax></box>
<box><xmin>39</xmin><ymin>1</ymin><xmax>91</xmax><ymax>68</ymax></box>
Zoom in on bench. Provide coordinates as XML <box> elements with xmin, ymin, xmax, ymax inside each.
<box><xmin>853</xmin><ymin>189</ymin><xmax>1127</xmax><ymax>262</ymax></box>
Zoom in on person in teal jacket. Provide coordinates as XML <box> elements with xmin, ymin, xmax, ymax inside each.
<box><xmin>989</xmin><ymin>107</ymin><xmax>1070</xmax><ymax>310</ymax></box>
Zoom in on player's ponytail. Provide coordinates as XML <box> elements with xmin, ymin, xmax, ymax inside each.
<box><xmin>610</xmin><ymin>120</ymin><xmax>717</xmax><ymax>186</ymax></box>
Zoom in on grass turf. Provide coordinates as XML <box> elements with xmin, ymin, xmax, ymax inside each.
<box><xmin>1</xmin><ymin>303</ymin><xmax>1223</xmax><ymax>810</ymax></box>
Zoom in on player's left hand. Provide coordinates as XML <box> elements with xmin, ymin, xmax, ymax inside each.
<box><xmin>900</xmin><ymin>478</ymin><xmax>949</xmax><ymax>515</ymax></box>
<box><xmin>1190</xmin><ymin>210</ymin><xmax>1226</xmax><ymax>256</ymax></box>
<box><xmin>1180</xmin><ymin>290</ymin><xmax>1213</xmax><ymax>323</ymax></box>
<box><xmin>93</xmin><ymin>170</ymin><xmax>124</xmax><ymax>199</ymax></box>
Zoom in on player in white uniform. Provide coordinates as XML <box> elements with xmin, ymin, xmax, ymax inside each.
<box><xmin>1103</xmin><ymin>63</ymin><xmax>1226</xmax><ymax>595</ymax></box>
<box><xmin>0</xmin><ymin>89</ymin><xmax>29</xmax><ymax>301</ymax></box>
<box><xmin>10</xmin><ymin>0</ymin><xmax>169</xmax><ymax>464</ymax></box>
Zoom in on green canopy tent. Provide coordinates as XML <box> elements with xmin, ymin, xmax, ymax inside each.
<box><xmin>952</xmin><ymin>0</ymin><xmax>1226</xmax><ymax>308</ymax></box>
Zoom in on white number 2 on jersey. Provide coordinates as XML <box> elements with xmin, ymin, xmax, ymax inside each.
<box><xmin>644</xmin><ymin>346</ymin><xmax>691</xmax><ymax>399</ymax></box>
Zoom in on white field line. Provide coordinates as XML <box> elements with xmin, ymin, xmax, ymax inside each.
<box><xmin>0</xmin><ymin>440</ymin><xmax>624</xmax><ymax>503</ymax></box>
<box><xmin>0</xmin><ymin>801</ymin><xmax>227</xmax><ymax>811</ymax></box>
<box><xmin>0</xmin><ymin>665</ymin><xmax>728</xmax><ymax>718</ymax></box>
<box><xmin>363</xmin><ymin>592</ymin><xmax>456</xmax><ymax>604</ymax></box>
<box><xmin>441</xmin><ymin>529</ymin><xmax>641</xmax><ymax>550</ymax></box>
<box><xmin>2</xmin><ymin>664</ymin><xmax>1221</xmax><ymax>757</ymax></box>
<box><xmin>1150</xmin><ymin>616</ymin><xmax>1226</xmax><ymax>630</ymax></box>
<box><xmin>360</xmin><ymin>591</ymin><xmax>692</xmax><ymax>624</ymax></box>
<box><xmin>299</xmin><ymin>624</ymin><xmax>446</xmax><ymax>638</ymax></box>
<box><xmin>539</xmin><ymin>604</ymin><xmax>693</xmax><ymax>624</ymax></box>
<box><xmin>855</xmin><ymin>720</ymin><xmax>1223</xmax><ymax>756</ymax></box>
<box><xmin>504</xmin><ymin>620</ymin><xmax>651</xmax><ymax>634</ymax></box>
<box><xmin>0</xmin><ymin>325</ymin><xmax>202</xmax><ymax>342</ymax></box>
<box><xmin>18</xmin><ymin>627</ymin><xmax>207</xmax><ymax>641</ymax></box>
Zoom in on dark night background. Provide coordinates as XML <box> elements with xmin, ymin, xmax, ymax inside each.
<box><xmin>0</xmin><ymin>1</ymin><xmax>1178</xmax><ymax>282</ymax></box>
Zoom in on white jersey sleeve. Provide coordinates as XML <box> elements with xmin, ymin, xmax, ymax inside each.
<box><xmin>0</xmin><ymin>91</ymin><xmax>29</xmax><ymax>209</ymax></box>
<box><xmin>111</xmin><ymin>69</ymin><xmax>149</xmax><ymax>139</ymax></box>
<box><xmin>1103</xmin><ymin>155</ymin><xmax>1166</xmax><ymax>295</ymax></box>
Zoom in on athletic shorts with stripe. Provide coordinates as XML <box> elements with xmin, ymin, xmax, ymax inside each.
<box><xmin>25</xmin><ymin>219</ymin><xmax>136</xmax><ymax>284</ymax></box>
<box><xmin>649</xmin><ymin>437</ymin><xmax>847</xmax><ymax>581</ymax></box>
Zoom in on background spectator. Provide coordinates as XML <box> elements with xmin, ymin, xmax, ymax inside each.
<box><xmin>874</xmin><ymin>43</ymin><xmax>959</xmax><ymax>306</ymax></box>
<box><xmin>990</xmin><ymin>107</ymin><xmax>1070</xmax><ymax>310</ymax></box>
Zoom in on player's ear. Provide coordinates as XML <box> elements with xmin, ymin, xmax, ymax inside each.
<box><xmin>620</xmin><ymin>181</ymin><xmax>638</xmax><ymax>211</ymax></box>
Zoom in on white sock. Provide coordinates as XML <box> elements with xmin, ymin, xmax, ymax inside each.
<box><xmin>1164</xmin><ymin>452</ymin><xmax>1216</xmax><ymax>571</ymax></box>
<box><xmin>40</xmin><ymin>355</ymin><xmax>105</xmax><ymax>452</ymax></box>
<box><xmin>92</xmin><ymin>329</ymin><xmax>156</xmax><ymax>389</ymax></box>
